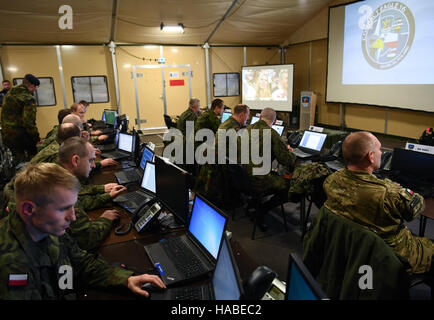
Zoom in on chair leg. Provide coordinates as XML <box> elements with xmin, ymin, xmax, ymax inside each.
<box><xmin>281</xmin><ymin>204</ymin><xmax>288</xmax><ymax>232</ymax></box>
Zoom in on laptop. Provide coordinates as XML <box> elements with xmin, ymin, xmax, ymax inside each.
<box><xmin>113</xmin><ymin>161</ymin><xmax>156</xmax><ymax>213</ymax></box>
<box><xmin>151</xmin><ymin>234</ymin><xmax>243</xmax><ymax>300</ymax></box>
<box><xmin>250</xmin><ymin>115</ymin><xmax>259</xmax><ymax>125</ymax></box>
<box><xmin>292</xmin><ymin>130</ymin><xmax>327</xmax><ymax>159</ymax></box>
<box><xmin>144</xmin><ymin>194</ymin><xmax>228</xmax><ymax>287</ymax></box>
<box><xmin>221</xmin><ymin>111</ymin><xmax>232</xmax><ymax>123</ymax></box>
<box><xmin>272</xmin><ymin>124</ymin><xmax>284</xmax><ymax>136</ymax></box>
<box><xmin>115</xmin><ymin>145</ymin><xmax>154</xmax><ymax>185</ymax></box>
<box><xmin>389</xmin><ymin>148</ymin><xmax>434</xmax><ymax>197</ymax></box>
<box><xmin>101</xmin><ymin>132</ymin><xmax>135</xmax><ymax>160</ymax></box>
<box><xmin>285</xmin><ymin>253</ymin><xmax>328</xmax><ymax>300</ymax></box>
<box><xmin>97</xmin><ymin>129</ymin><xmax>120</xmax><ymax>152</ymax></box>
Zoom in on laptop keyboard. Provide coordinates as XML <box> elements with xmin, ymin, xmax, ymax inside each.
<box><xmin>174</xmin><ymin>287</ymin><xmax>202</xmax><ymax>300</ymax></box>
<box><xmin>102</xmin><ymin>150</ymin><xmax>128</xmax><ymax>158</ymax></box>
<box><xmin>122</xmin><ymin>191</ymin><xmax>149</xmax><ymax>204</ymax></box>
<box><xmin>118</xmin><ymin>169</ymin><xmax>140</xmax><ymax>181</ymax></box>
<box><xmin>162</xmin><ymin>238</ymin><xmax>207</xmax><ymax>278</ymax></box>
<box><xmin>293</xmin><ymin>148</ymin><xmax>311</xmax><ymax>158</ymax></box>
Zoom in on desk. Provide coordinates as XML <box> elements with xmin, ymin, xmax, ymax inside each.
<box><xmin>420</xmin><ymin>198</ymin><xmax>434</xmax><ymax>237</ymax></box>
<box><xmin>79</xmin><ymin>162</ymin><xmax>256</xmax><ymax>300</ymax></box>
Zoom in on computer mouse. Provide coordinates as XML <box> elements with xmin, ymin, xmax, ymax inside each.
<box><xmin>141</xmin><ymin>283</ymin><xmax>164</xmax><ymax>293</ymax></box>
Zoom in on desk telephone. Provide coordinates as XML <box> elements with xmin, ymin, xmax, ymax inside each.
<box><xmin>287</xmin><ymin>131</ymin><xmax>302</xmax><ymax>147</ymax></box>
<box><xmin>115</xmin><ymin>201</ymin><xmax>162</xmax><ymax>235</ymax></box>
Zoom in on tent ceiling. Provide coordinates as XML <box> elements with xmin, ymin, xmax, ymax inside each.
<box><xmin>0</xmin><ymin>0</ymin><xmax>332</xmax><ymax>45</ymax></box>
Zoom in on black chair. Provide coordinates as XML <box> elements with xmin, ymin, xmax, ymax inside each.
<box><xmin>224</xmin><ymin>160</ymin><xmax>288</xmax><ymax>240</ymax></box>
<box><xmin>163</xmin><ymin>114</ymin><xmax>176</xmax><ymax>129</ymax></box>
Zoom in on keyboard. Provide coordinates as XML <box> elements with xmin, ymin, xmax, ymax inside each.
<box><xmin>98</xmin><ymin>143</ymin><xmax>116</xmax><ymax>151</ymax></box>
<box><xmin>293</xmin><ymin>148</ymin><xmax>313</xmax><ymax>158</ymax></box>
<box><xmin>101</xmin><ymin>150</ymin><xmax>129</xmax><ymax>159</ymax></box>
<box><xmin>325</xmin><ymin>159</ymin><xmax>345</xmax><ymax>171</ymax></box>
<box><xmin>161</xmin><ymin>238</ymin><xmax>206</xmax><ymax>278</ymax></box>
<box><xmin>121</xmin><ymin>191</ymin><xmax>150</xmax><ymax>204</ymax></box>
<box><xmin>174</xmin><ymin>287</ymin><xmax>202</xmax><ymax>300</ymax></box>
<box><xmin>116</xmin><ymin>169</ymin><xmax>141</xmax><ymax>182</ymax></box>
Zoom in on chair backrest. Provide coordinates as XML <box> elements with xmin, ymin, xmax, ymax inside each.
<box><xmin>223</xmin><ymin>158</ymin><xmax>252</xmax><ymax>195</ymax></box>
<box><xmin>303</xmin><ymin>206</ymin><xmax>410</xmax><ymax>300</ymax></box>
<box><xmin>163</xmin><ymin>114</ymin><xmax>176</xmax><ymax>129</ymax></box>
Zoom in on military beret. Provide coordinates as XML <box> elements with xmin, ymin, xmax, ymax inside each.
<box><xmin>24</xmin><ymin>74</ymin><xmax>40</xmax><ymax>86</ymax></box>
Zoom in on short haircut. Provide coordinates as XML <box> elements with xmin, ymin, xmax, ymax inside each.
<box><xmin>189</xmin><ymin>98</ymin><xmax>200</xmax><ymax>108</ymax></box>
<box><xmin>233</xmin><ymin>104</ymin><xmax>249</xmax><ymax>115</ymax></box>
<box><xmin>58</xmin><ymin>109</ymin><xmax>71</xmax><ymax>124</ymax></box>
<box><xmin>79</xmin><ymin>100</ymin><xmax>89</xmax><ymax>107</ymax></box>
<box><xmin>260</xmin><ymin>107</ymin><xmax>276</xmax><ymax>123</ymax></box>
<box><xmin>57</xmin><ymin>123</ymin><xmax>81</xmax><ymax>144</ymax></box>
<box><xmin>211</xmin><ymin>99</ymin><xmax>224</xmax><ymax>110</ymax></box>
<box><xmin>62</xmin><ymin>114</ymin><xmax>83</xmax><ymax>129</ymax></box>
<box><xmin>2</xmin><ymin>80</ymin><xmax>10</xmax><ymax>84</ymax></box>
<box><xmin>58</xmin><ymin>137</ymin><xmax>90</xmax><ymax>165</ymax></box>
<box><xmin>14</xmin><ymin>163</ymin><xmax>80</xmax><ymax>207</ymax></box>
<box><xmin>70</xmin><ymin>102</ymin><xmax>81</xmax><ymax>112</ymax></box>
<box><xmin>342</xmin><ymin>131</ymin><xmax>376</xmax><ymax>166</ymax></box>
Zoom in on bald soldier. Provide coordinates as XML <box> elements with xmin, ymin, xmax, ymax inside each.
<box><xmin>0</xmin><ymin>163</ymin><xmax>165</xmax><ymax>299</ymax></box>
<box><xmin>323</xmin><ymin>131</ymin><xmax>433</xmax><ymax>275</ymax></box>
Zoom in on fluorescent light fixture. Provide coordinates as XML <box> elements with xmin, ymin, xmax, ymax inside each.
<box><xmin>160</xmin><ymin>23</ymin><xmax>184</xmax><ymax>33</ymax></box>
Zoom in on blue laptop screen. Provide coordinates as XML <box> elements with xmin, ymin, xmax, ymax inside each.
<box><xmin>188</xmin><ymin>196</ymin><xmax>226</xmax><ymax>259</ymax></box>
<box><xmin>299</xmin><ymin>131</ymin><xmax>327</xmax><ymax>152</ymax></box>
<box><xmin>140</xmin><ymin>147</ymin><xmax>155</xmax><ymax>170</ymax></box>
<box><xmin>221</xmin><ymin>112</ymin><xmax>232</xmax><ymax>123</ymax></box>
<box><xmin>287</xmin><ymin>262</ymin><xmax>318</xmax><ymax>300</ymax></box>
<box><xmin>141</xmin><ymin>161</ymin><xmax>155</xmax><ymax>193</ymax></box>
<box><xmin>212</xmin><ymin>238</ymin><xmax>241</xmax><ymax>300</ymax></box>
<box><xmin>250</xmin><ymin>116</ymin><xmax>259</xmax><ymax>124</ymax></box>
<box><xmin>272</xmin><ymin>124</ymin><xmax>284</xmax><ymax>136</ymax></box>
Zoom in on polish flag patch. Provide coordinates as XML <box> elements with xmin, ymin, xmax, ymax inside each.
<box><xmin>406</xmin><ymin>188</ymin><xmax>414</xmax><ymax>195</ymax></box>
<box><xmin>8</xmin><ymin>274</ymin><xmax>28</xmax><ymax>287</ymax></box>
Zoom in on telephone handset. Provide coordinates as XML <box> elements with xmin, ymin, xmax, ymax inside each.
<box><xmin>131</xmin><ymin>201</ymin><xmax>162</xmax><ymax>233</ymax></box>
<box><xmin>287</xmin><ymin>131</ymin><xmax>302</xmax><ymax>147</ymax></box>
<box><xmin>328</xmin><ymin>141</ymin><xmax>342</xmax><ymax>158</ymax></box>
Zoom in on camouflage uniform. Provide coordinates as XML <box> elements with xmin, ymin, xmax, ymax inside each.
<box><xmin>29</xmin><ymin>140</ymin><xmax>59</xmax><ymax>164</ymax></box>
<box><xmin>37</xmin><ymin>125</ymin><xmax>59</xmax><ymax>152</ymax></box>
<box><xmin>324</xmin><ymin>168</ymin><xmax>433</xmax><ymax>274</ymax></box>
<box><xmin>194</xmin><ymin>109</ymin><xmax>221</xmax><ymax>151</ymax></box>
<box><xmin>0</xmin><ymin>84</ymin><xmax>40</xmax><ymax>165</ymax></box>
<box><xmin>176</xmin><ymin>108</ymin><xmax>198</xmax><ymax>137</ymax></box>
<box><xmin>0</xmin><ymin>209</ymin><xmax>133</xmax><ymax>299</ymax></box>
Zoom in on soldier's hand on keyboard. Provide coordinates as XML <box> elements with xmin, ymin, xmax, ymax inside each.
<box><xmin>100</xmin><ymin>158</ymin><xmax>119</xmax><ymax>168</ymax></box>
<box><xmin>104</xmin><ymin>182</ymin><xmax>120</xmax><ymax>192</ymax></box>
<box><xmin>109</xmin><ymin>185</ymin><xmax>127</xmax><ymax>198</ymax></box>
<box><xmin>100</xmin><ymin>209</ymin><xmax>120</xmax><ymax>221</ymax></box>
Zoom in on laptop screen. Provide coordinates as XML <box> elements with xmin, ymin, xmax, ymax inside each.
<box><xmin>391</xmin><ymin>148</ymin><xmax>434</xmax><ymax>179</ymax></box>
<box><xmin>118</xmin><ymin>133</ymin><xmax>133</xmax><ymax>152</ymax></box>
<box><xmin>285</xmin><ymin>253</ymin><xmax>327</xmax><ymax>300</ymax></box>
<box><xmin>221</xmin><ymin>112</ymin><xmax>232</xmax><ymax>123</ymax></box>
<box><xmin>140</xmin><ymin>147</ymin><xmax>155</xmax><ymax>170</ymax></box>
<box><xmin>188</xmin><ymin>195</ymin><xmax>227</xmax><ymax>260</ymax></box>
<box><xmin>105</xmin><ymin>110</ymin><xmax>117</xmax><ymax>125</ymax></box>
<box><xmin>141</xmin><ymin>161</ymin><xmax>155</xmax><ymax>194</ymax></box>
<box><xmin>212</xmin><ymin>236</ymin><xmax>242</xmax><ymax>300</ymax></box>
<box><xmin>250</xmin><ymin>116</ymin><xmax>259</xmax><ymax>125</ymax></box>
<box><xmin>299</xmin><ymin>131</ymin><xmax>327</xmax><ymax>152</ymax></box>
<box><xmin>102</xmin><ymin>110</ymin><xmax>106</xmax><ymax>122</ymax></box>
<box><xmin>272</xmin><ymin>124</ymin><xmax>284</xmax><ymax>136</ymax></box>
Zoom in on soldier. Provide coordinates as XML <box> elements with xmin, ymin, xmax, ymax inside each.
<box><xmin>176</xmin><ymin>98</ymin><xmax>201</xmax><ymax>137</ymax></box>
<box><xmin>243</xmin><ymin>107</ymin><xmax>296</xmax><ymax>230</ymax></box>
<box><xmin>0</xmin><ymin>79</ymin><xmax>11</xmax><ymax>106</ymax></box>
<box><xmin>37</xmin><ymin>109</ymin><xmax>71</xmax><ymax>152</ymax></box>
<box><xmin>70</xmin><ymin>102</ymin><xmax>108</xmax><ymax>142</ymax></box>
<box><xmin>0</xmin><ymin>74</ymin><xmax>41</xmax><ymax>166</ymax></box>
<box><xmin>0</xmin><ymin>162</ymin><xmax>165</xmax><ymax>299</ymax></box>
<box><xmin>194</xmin><ymin>98</ymin><xmax>224</xmax><ymax>135</ymax></box>
<box><xmin>218</xmin><ymin>104</ymin><xmax>250</xmax><ymax>132</ymax></box>
<box><xmin>323</xmin><ymin>131</ymin><xmax>433</xmax><ymax>275</ymax></box>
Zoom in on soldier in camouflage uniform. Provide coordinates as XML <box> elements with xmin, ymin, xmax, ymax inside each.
<box><xmin>324</xmin><ymin>131</ymin><xmax>433</xmax><ymax>274</ymax></box>
<box><xmin>37</xmin><ymin>109</ymin><xmax>71</xmax><ymax>152</ymax></box>
<box><xmin>243</xmin><ymin>108</ymin><xmax>296</xmax><ymax>230</ymax></box>
<box><xmin>0</xmin><ymin>74</ymin><xmax>41</xmax><ymax>166</ymax></box>
<box><xmin>176</xmin><ymin>98</ymin><xmax>201</xmax><ymax>137</ymax></box>
<box><xmin>194</xmin><ymin>98</ymin><xmax>224</xmax><ymax>150</ymax></box>
<box><xmin>0</xmin><ymin>163</ymin><xmax>165</xmax><ymax>299</ymax></box>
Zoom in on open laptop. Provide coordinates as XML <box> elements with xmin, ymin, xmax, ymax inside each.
<box><xmin>250</xmin><ymin>115</ymin><xmax>259</xmax><ymax>125</ymax></box>
<box><xmin>272</xmin><ymin>124</ymin><xmax>284</xmax><ymax>136</ymax></box>
<box><xmin>151</xmin><ymin>234</ymin><xmax>243</xmax><ymax>300</ymax></box>
<box><xmin>115</xmin><ymin>145</ymin><xmax>154</xmax><ymax>185</ymax></box>
<box><xmin>285</xmin><ymin>253</ymin><xmax>328</xmax><ymax>300</ymax></box>
<box><xmin>101</xmin><ymin>132</ymin><xmax>135</xmax><ymax>160</ymax></box>
<box><xmin>97</xmin><ymin>129</ymin><xmax>119</xmax><ymax>152</ymax></box>
<box><xmin>113</xmin><ymin>161</ymin><xmax>156</xmax><ymax>213</ymax></box>
<box><xmin>144</xmin><ymin>194</ymin><xmax>228</xmax><ymax>287</ymax></box>
<box><xmin>221</xmin><ymin>111</ymin><xmax>232</xmax><ymax>123</ymax></box>
<box><xmin>292</xmin><ymin>130</ymin><xmax>327</xmax><ymax>159</ymax></box>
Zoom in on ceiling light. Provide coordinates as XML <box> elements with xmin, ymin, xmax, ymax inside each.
<box><xmin>160</xmin><ymin>23</ymin><xmax>184</xmax><ymax>34</ymax></box>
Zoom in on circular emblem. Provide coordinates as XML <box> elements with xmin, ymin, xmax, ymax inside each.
<box><xmin>362</xmin><ymin>2</ymin><xmax>415</xmax><ymax>69</ymax></box>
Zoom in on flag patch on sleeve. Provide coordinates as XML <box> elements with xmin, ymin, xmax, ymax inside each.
<box><xmin>406</xmin><ymin>188</ymin><xmax>414</xmax><ymax>196</ymax></box>
<box><xmin>8</xmin><ymin>274</ymin><xmax>28</xmax><ymax>287</ymax></box>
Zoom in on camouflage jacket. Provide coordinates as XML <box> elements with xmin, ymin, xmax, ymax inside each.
<box><xmin>77</xmin><ymin>183</ymin><xmax>111</xmax><ymax>211</ymax></box>
<box><xmin>194</xmin><ymin>109</ymin><xmax>221</xmax><ymax>135</ymax></box>
<box><xmin>30</xmin><ymin>140</ymin><xmax>59</xmax><ymax>164</ymax></box>
<box><xmin>289</xmin><ymin>162</ymin><xmax>331</xmax><ymax>195</ymax></box>
<box><xmin>0</xmin><ymin>209</ymin><xmax>133</xmax><ymax>300</ymax></box>
<box><xmin>37</xmin><ymin>125</ymin><xmax>59</xmax><ymax>152</ymax></box>
<box><xmin>176</xmin><ymin>108</ymin><xmax>198</xmax><ymax>137</ymax></box>
<box><xmin>0</xmin><ymin>84</ymin><xmax>40</xmax><ymax>143</ymax></box>
<box><xmin>324</xmin><ymin>168</ymin><xmax>433</xmax><ymax>274</ymax></box>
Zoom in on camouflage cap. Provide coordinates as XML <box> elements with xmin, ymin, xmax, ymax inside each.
<box><xmin>24</xmin><ymin>74</ymin><xmax>40</xmax><ymax>86</ymax></box>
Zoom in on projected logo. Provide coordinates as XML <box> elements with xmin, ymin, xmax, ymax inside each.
<box><xmin>361</xmin><ymin>2</ymin><xmax>414</xmax><ymax>69</ymax></box>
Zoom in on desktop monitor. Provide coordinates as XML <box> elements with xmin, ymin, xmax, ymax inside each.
<box><xmin>155</xmin><ymin>156</ymin><xmax>190</xmax><ymax>224</ymax></box>
<box><xmin>391</xmin><ymin>148</ymin><xmax>434</xmax><ymax>179</ymax></box>
<box><xmin>105</xmin><ymin>110</ymin><xmax>117</xmax><ymax>125</ymax></box>
<box><xmin>285</xmin><ymin>253</ymin><xmax>328</xmax><ymax>300</ymax></box>
<box><xmin>221</xmin><ymin>111</ymin><xmax>232</xmax><ymax>123</ymax></box>
<box><xmin>118</xmin><ymin>132</ymin><xmax>134</xmax><ymax>153</ymax></box>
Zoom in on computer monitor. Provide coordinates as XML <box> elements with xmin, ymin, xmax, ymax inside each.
<box><xmin>272</xmin><ymin>124</ymin><xmax>284</xmax><ymax>136</ymax></box>
<box><xmin>250</xmin><ymin>116</ymin><xmax>259</xmax><ymax>125</ymax></box>
<box><xmin>141</xmin><ymin>161</ymin><xmax>156</xmax><ymax>194</ymax></box>
<box><xmin>212</xmin><ymin>235</ymin><xmax>244</xmax><ymax>300</ymax></box>
<box><xmin>221</xmin><ymin>111</ymin><xmax>232</xmax><ymax>123</ymax></box>
<box><xmin>155</xmin><ymin>156</ymin><xmax>190</xmax><ymax>224</ymax></box>
<box><xmin>285</xmin><ymin>253</ymin><xmax>328</xmax><ymax>300</ymax></box>
<box><xmin>139</xmin><ymin>146</ymin><xmax>155</xmax><ymax>170</ymax></box>
<box><xmin>118</xmin><ymin>132</ymin><xmax>134</xmax><ymax>153</ymax></box>
<box><xmin>298</xmin><ymin>131</ymin><xmax>327</xmax><ymax>153</ymax></box>
<box><xmin>391</xmin><ymin>148</ymin><xmax>434</xmax><ymax>179</ymax></box>
<box><xmin>105</xmin><ymin>110</ymin><xmax>117</xmax><ymax>125</ymax></box>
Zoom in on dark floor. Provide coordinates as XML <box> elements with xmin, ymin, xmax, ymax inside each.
<box><xmin>142</xmin><ymin>131</ymin><xmax>433</xmax><ymax>298</ymax></box>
